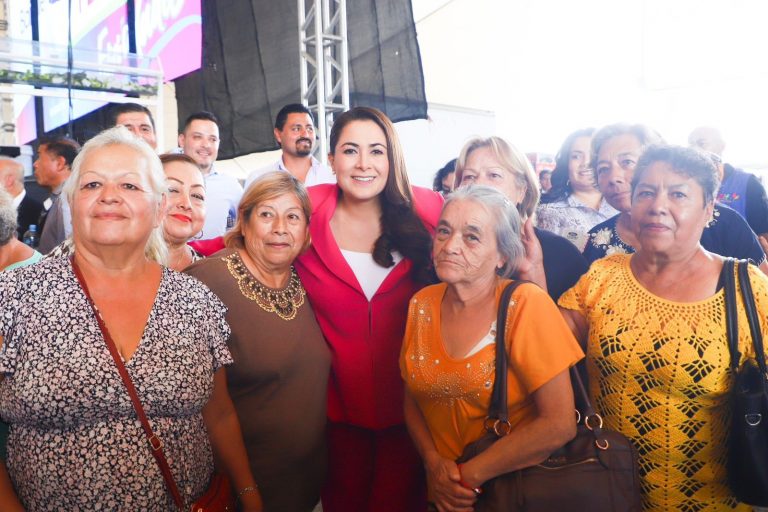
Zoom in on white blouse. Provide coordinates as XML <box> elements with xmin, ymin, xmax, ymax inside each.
<box><xmin>340</xmin><ymin>249</ymin><xmax>403</xmax><ymax>301</ymax></box>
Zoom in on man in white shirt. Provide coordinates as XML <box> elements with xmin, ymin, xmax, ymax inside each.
<box><xmin>0</xmin><ymin>157</ymin><xmax>43</xmax><ymax>240</ymax></box>
<box><xmin>244</xmin><ymin>104</ymin><xmax>335</xmax><ymax>190</ymax></box>
<box><xmin>178</xmin><ymin>111</ymin><xmax>243</xmax><ymax>240</ymax></box>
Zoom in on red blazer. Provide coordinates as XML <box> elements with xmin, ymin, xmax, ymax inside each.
<box><xmin>296</xmin><ymin>184</ymin><xmax>443</xmax><ymax>429</ymax></box>
<box><xmin>188</xmin><ymin>237</ymin><xmax>225</xmax><ymax>256</ymax></box>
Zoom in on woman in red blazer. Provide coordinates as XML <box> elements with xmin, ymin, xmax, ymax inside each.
<box><xmin>295</xmin><ymin>107</ymin><xmax>443</xmax><ymax>512</ymax></box>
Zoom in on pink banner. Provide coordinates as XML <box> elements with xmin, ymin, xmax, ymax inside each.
<box><xmin>136</xmin><ymin>0</ymin><xmax>202</xmax><ymax>81</ymax></box>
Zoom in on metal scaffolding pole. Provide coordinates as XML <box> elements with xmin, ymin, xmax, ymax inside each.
<box><xmin>298</xmin><ymin>0</ymin><xmax>349</xmax><ymax>163</ymax></box>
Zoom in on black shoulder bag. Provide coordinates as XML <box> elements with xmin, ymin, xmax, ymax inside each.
<box><xmin>457</xmin><ymin>281</ymin><xmax>641</xmax><ymax>512</ymax></box>
<box><xmin>723</xmin><ymin>258</ymin><xmax>768</xmax><ymax>506</ymax></box>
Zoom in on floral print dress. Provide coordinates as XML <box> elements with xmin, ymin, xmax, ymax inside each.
<box><xmin>0</xmin><ymin>257</ymin><xmax>233</xmax><ymax>511</ymax></box>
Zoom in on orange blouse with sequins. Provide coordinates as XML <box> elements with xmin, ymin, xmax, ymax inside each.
<box><xmin>400</xmin><ymin>279</ymin><xmax>584</xmax><ymax>460</ymax></box>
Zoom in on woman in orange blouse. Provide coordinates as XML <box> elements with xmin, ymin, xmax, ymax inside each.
<box><xmin>400</xmin><ymin>185</ymin><xmax>584</xmax><ymax>512</ymax></box>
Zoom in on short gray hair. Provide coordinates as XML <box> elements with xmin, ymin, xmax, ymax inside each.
<box><xmin>63</xmin><ymin>126</ymin><xmax>168</xmax><ymax>264</ymax></box>
<box><xmin>0</xmin><ymin>188</ymin><xmax>17</xmax><ymax>246</ymax></box>
<box><xmin>443</xmin><ymin>185</ymin><xmax>524</xmax><ymax>278</ymax></box>
<box><xmin>591</xmin><ymin>123</ymin><xmax>664</xmax><ymax>166</ymax></box>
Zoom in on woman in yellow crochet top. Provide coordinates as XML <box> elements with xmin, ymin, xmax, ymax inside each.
<box><xmin>560</xmin><ymin>144</ymin><xmax>768</xmax><ymax>512</ymax></box>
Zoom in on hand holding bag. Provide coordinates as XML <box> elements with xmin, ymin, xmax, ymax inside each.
<box><xmin>723</xmin><ymin>259</ymin><xmax>768</xmax><ymax>507</ymax></box>
<box><xmin>457</xmin><ymin>281</ymin><xmax>642</xmax><ymax>512</ymax></box>
<box><xmin>71</xmin><ymin>258</ymin><xmax>236</xmax><ymax>512</ymax></box>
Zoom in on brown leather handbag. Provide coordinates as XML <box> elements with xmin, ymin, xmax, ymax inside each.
<box><xmin>456</xmin><ymin>281</ymin><xmax>642</xmax><ymax>512</ymax></box>
<box><xmin>72</xmin><ymin>259</ymin><xmax>236</xmax><ymax>511</ymax></box>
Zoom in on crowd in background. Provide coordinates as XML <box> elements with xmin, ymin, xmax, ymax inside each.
<box><xmin>0</xmin><ymin>102</ymin><xmax>767</xmax><ymax>512</ymax></box>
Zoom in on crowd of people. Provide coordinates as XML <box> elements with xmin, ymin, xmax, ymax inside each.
<box><xmin>0</xmin><ymin>102</ymin><xmax>767</xmax><ymax>512</ymax></box>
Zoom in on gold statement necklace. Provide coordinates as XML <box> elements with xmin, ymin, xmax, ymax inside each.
<box><xmin>224</xmin><ymin>252</ymin><xmax>305</xmax><ymax>321</ymax></box>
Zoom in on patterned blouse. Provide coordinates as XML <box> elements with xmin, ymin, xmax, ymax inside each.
<box><xmin>536</xmin><ymin>194</ymin><xmax>618</xmax><ymax>251</ymax></box>
<box><xmin>560</xmin><ymin>255</ymin><xmax>766</xmax><ymax>511</ymax></box>
<box><xmin>0</xmin><ymin>257</ymin><xmax>233</xmax><ymax>510</ymax></box>
<box><xmin>45</xmin><ymin>238</ymin><xmax>205</xmax><ymax>265</ymax></box>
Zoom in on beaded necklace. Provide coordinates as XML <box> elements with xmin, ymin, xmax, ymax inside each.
<box><xmin>224</xmin><ymin>252</ymin><xmax>305</xmax><ymax>320</ymax></box>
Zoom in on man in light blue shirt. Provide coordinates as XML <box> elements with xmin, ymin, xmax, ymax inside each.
<box><xmin>178</xmin><ymin>111</ymin><xmax>243</xmax><ymax>240</ymax></box>
<box><xmin>245</xmin><ymin>104</ymin><xmax>335</xmax><ymax>191</ymax></box>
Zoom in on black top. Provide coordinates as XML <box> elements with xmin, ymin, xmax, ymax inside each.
<box><xmin>722</xmin><ymin>164</ymin><xmax>768</xmax><ymax>236</ymax></box>
<box><xmin>512</xmin><ymin>227</ymin><xmax>589</xmax><ymax>302</ymax></box>
<box><xmin>583</xmin><ymin>204</ymin><xmax>766</xmax><ymax>265</ymax></box>
<box><xmin>16</xmin><ymin>193</ymin><xmax>44</xmax><ymax>240</ymax></box>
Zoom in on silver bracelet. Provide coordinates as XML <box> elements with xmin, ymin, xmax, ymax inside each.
<box><xmin>236</xmin><ymin>485</ymin><xmax>259</xmax><ymax>502</ymax></box>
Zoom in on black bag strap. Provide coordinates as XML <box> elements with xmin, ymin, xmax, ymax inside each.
<box><xmin>736</xmin><ymin>260</ymin><xmax>768</xmax><ymax>376</ymax></box>
<box><xmin>488</xmin><ymin>281</ymin><xmax>601</xmax><ymax>437</ymax></box>
<box><xmin>488</xmin><ymin>280</ymin><xmax>526</xmax><ymax>422</ymax></box>
<box><xmin>723</xmin><ymin>258</ymin><xmax>741</xmax><ymax>371</ymax></box>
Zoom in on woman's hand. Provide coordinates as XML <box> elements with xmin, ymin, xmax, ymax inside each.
<box><xmin>403</xmin><ymin>392</ymin><xmax>476</xmax><ymax>511</ymax></box>
<box><xmin>516</xmin><ymin>218</ymin><xmax>547</xmax><ymax>291</ymax></box>
<box><xmin>425</xmin><ymin>452</ymin><xmax>477</xmax><ymax>512</ymax></box>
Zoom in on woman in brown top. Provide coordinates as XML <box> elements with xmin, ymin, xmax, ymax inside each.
<box><xmin>186</xmin><ymin>171</ymin><xmax>331</xmax><ymax>512</ymax></box>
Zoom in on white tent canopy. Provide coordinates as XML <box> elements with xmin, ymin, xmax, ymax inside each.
<box><xmin>412</xmin><ymin>0</ymin><xmax>768</xmax><ymax>170</ymax></box>
<box><xmin>202</xmin><ymin>0</ymin><xmax>768</xmax><ymax>185</ymax></box>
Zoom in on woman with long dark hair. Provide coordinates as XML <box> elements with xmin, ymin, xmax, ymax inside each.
<box><xmin>537</xmin><ymin>128</ymin><xmax>617</xmax><ymax>250</ymax></box>
<box><xmin>295</xmin><ymin>107</ymin><xmax>443</xmax><ymax>512</ymax></box>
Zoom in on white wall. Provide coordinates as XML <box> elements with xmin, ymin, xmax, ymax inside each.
<box><xmin>395</xmin><ymin>103</ymin><xmax>495</xmax><ymax>188</ymax></box>
<box><xmin>166</xmin><ymin>0</ymin><xmax>768</xmax><ymax>179</ymax></box>
<box><xmin>412</xmin><ymin>0</ymin><xmax>768</xmax><ymax>169</ymax></box>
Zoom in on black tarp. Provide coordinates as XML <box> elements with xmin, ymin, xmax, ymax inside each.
<box><xmin>174</xmin><ymin>0</ymin><xmax>427</xmax><ymax>159</ymax></box>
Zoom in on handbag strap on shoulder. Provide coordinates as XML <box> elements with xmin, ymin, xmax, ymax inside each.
<box><xmin>487</xmin><ymin>280</ymin><xmax>600</xmax><ymax>438</ymax></box>
<box><xmin>736</xmin><ymin>260</ymin><xmax>768</xmax><ymax>376</ymax></box>
<box><xmin>70</xmin><ymin>258</ymin><xmax>186</xmax><ymax>511</ymax></box>
<box><xmin>723</xmin><ymin>258</ymin><xmax>741</xmax><ymax>371</ymax></box>
<box><xmin>488</xmin><ymin>280</ymin><xmax>525</xmax><ymax>422</ymax></box>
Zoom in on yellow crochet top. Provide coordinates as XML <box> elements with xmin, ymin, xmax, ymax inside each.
<box><xmin>559</xmin><ymin>255</ymin><xmax>767</xmax><ymax>512</ymax></box>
